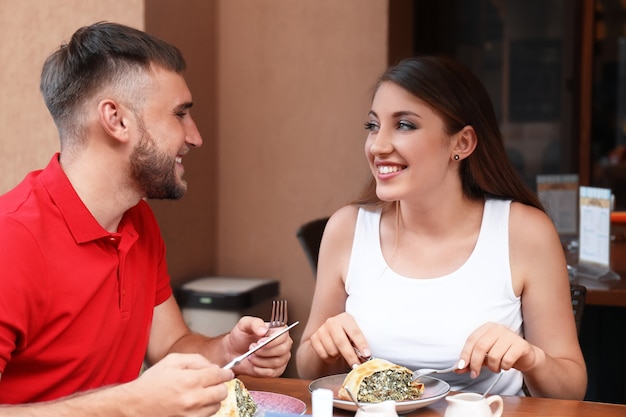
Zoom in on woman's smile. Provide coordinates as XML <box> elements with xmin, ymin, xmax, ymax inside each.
<box><xmin>376</xmin><ymin>164</ymin><xmax>406</xmax><ymax>177</ymax></box>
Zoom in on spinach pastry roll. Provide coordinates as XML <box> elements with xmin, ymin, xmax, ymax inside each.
<box><xmin>338</xmin><ymin>358</ymin><xmax>424</xmax><ymax>402</ymax></box>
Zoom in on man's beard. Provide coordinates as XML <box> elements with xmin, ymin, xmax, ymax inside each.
<box><xmin>130</xmin><ymin>128</ymin><xmax>187</xmax><ymax>200</ymax></box>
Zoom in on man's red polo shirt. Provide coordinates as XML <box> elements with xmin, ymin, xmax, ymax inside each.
<box><xmin>0</xmin><ymin>154</ymin><xmax>172</xmax><ymax>403</ymax></box>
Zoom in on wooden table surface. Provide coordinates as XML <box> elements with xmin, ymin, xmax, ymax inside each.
<box><xmin>571</xmin><ymin>273</ymin><xmax>626</xmax><ymax>307</ymax></box>
<box><xmin>565</xmin><ymin>237</ymin><xmax>626</xmax><ymax>307</ymax></box>
<box><xmin>239</xmin><ymin>375</ymin><xmax>626</xmax><ymax>417</ymax></box>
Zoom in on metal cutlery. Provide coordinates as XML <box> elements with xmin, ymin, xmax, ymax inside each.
<box><xmin>353</xmin><ymin>347</ymin><xmax>373</xmax><ymax>363</ymax></box>
<box><xmin>411</xmin><ymin>362</ymin><xmax>460</xmax><ymax>381</ymax></box>
<box><xmin>481</xmin><ymin>371</ymin><xmax>503</xmax><ymax>397</ymax></box>
<box><xmin>344</xmin><ymin>387</ymin><xmax>366</xmax><ymax>411</ymax></box>
<box><xmin>223</xmin><ymin>321</ymin><xmax>299</xmax><ymax>370</ymax></box>
<box><xmin>266</xmin><ymin>299</ymin><xmax>288</xmax><ymax>336</ymax></box>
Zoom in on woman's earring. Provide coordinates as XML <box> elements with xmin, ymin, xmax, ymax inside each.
<box><xmin>454</xmin><ymin>154</ymin><xmax>460</xmax><ymax>161</ymax></box>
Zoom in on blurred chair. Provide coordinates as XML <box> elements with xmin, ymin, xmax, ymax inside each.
<box><xmin>295</xmin><ymin>217</ymin><xmax>329</xmax><ymax>276</ymax></box>
<box><xmin>570</xmin><ymin>283</ymin><xmax>586</xmax><ymax>335</ymax></box>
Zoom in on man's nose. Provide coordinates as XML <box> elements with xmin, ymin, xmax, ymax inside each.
<box><xmin>186</xmin><ymin>118</ymin><xmax>203</xmax><ymax>147</ymax></box>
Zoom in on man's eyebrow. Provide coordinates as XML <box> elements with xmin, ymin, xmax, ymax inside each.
<box><xmin>175</xmin><ymin>102</ymin><xmax>194</xmax><ymax>111</ymax></box>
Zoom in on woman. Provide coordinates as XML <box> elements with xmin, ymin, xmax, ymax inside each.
<box><xmin>296</xmin><ymin>56</ymin><xmax>586</xmax><ymax>399</ymax></box>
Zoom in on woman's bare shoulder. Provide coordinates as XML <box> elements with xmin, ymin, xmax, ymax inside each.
<box><xmin>328</xmin><ymin>204</ymin><xmax>360</xmax><ymax>223</ymax></box>
<box><xmin>323</xmin><ymin>205</ymin><xmax>360</xmax><ymax>241</ymax></box>
<box><xmin>508</xmin><ymin>201</ymin><xmax>567</xmax><ymax>289</ymax></box>
<box><xmin>315</xmin><ymin>205</ymin><xmax>363</xmax><ymax>282</ymax></box>
<box><xmin>509</xmin><ymin>201</ymin><xmax>558</xmax><ymax>241</ymax></box>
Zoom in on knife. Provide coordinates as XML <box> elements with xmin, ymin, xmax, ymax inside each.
<box><xmin>222</xmin><ymin>321</ymin><xmax>299</xmax><ymax>370</ymax></box>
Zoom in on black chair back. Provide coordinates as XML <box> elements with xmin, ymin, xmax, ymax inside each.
<box><xmin>570</xmin><ymin>283</ymin><xmax>586</xmax><ymax>334</ymax></box>
<box><xmin>295</xmin><ymin>217</ymin><xmax>329</xmax><ymax>276</ymax></box>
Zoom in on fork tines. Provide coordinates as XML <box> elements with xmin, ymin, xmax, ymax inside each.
<box><xmin>269</xmin><ymin>299</ymin><xmax>288</xmax><ymax>328</ymax></box>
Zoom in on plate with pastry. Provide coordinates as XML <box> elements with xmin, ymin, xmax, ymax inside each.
<box><xmin>308</xmin><ymin>358</ymin><xmax>450</xmax><ymax>414</ymax></box>
<box><xmin>217</xmin><ymin>378</ymin><xmax>306</xmax><ymax>417</ymax></box>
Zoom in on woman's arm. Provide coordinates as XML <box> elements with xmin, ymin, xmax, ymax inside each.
<box><xmin>509</xmin><ymin>202</ymin><xmax>587</xmax><ymax>399</ymax></box>
<box><xmin>459</xmin><ymin>202</ymin><xmax>587</xmax><ymax>399</ymax></box>
<box><xmin>296</xmin><ymin>205</ymin><xmax>368</xmax><ymax>378</ymax></box>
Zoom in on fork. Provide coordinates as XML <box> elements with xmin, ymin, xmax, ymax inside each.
<box><xmin>353</xmin><ymin>347</ymin><xmax>374</xmax><ymax>363</ymax></box>
<box><xmin>266</xmin><ymin>299</ymin><xmax>288</xmax><ymax>335</ymax></box>
<box><xmin>411</xmin><ymin>362</ymin><xmax>460</xmax><ymax>381</ymax></box>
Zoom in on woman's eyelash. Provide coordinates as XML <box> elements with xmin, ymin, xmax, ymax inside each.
<box><xmin>364</xmin><ymin>122</ymin><xmax>378</xmax><ymax>131</ymax></box>
<box><xmin>364</xmin><ymin>121</ymin><xmax>416</xmax><ymax>131</ymax></box>
<box><xmin>398</xmin><ymin>121</ymin><xmax>416</xmax><ymax>129</ymax></box>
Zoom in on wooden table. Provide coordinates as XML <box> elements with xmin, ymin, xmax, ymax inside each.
<box><xmin>239</xmin><ymin>375</ymin><xmax>626</xmax><ymax>417</ymax></box>
<box><xmin>571</xmin><ymin>273</ymin><xmax>626</xmax><ymax>307</ymax></box>
<box><xmin>564</xmin><ymin>235</ymin><xmax>626</xmax><ymax>307</ymax></box>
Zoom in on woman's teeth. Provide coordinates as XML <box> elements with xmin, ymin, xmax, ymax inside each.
<box><xmin>378</xmin><ymin>165</ymin><xmax>402</xmax><ymax>174</ymax></box>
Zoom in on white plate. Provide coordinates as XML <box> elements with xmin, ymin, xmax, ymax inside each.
<box><xmin>308</xmin><ymin>373</ymin><xmax>450</xmax><ymax>414</ymax></box>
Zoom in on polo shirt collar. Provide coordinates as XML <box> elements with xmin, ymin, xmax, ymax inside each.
<box><xmin>40</xmin><ymin>153</ymin><xmax>116</xmax><ymax>244</ymax></box>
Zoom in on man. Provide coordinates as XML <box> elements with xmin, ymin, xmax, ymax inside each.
<box><xmin>0</xmin><ymin>22</ymin><xmax>292</xmax><ymax>415</ymax></box>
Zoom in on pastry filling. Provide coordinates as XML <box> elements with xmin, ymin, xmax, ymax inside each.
<box><xmin>235</xmin><ymin>381</ymin><xmax>258</xmax><ymax>417</ymax></box>
<box><xmin>358</xmin><ymin>369</ymin><xmax>424</xmax><ymax>402</ymax></box>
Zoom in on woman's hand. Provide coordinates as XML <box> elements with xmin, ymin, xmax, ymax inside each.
<box><xmin>308</xmin><ymin>312</ymin><xmax>370</xmax><ymax>369</ymax></box>
<box><xmin>457</xmin><ymin>322</ymin><xmax>539</xmax><ymax>378</ymax></box>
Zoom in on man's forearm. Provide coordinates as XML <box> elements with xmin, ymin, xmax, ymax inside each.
<box><xmin>165</xmin><ymin>331</ymin><xmax>230</xmax><ymax>366</ymax></box>
<box><xmin>0</xmin><ymin>383</ymin><xmax>141</xmax><ymax>417</ymax></box>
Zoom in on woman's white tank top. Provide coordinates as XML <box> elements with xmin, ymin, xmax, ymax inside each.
<box><xmin>345</xmin><ymin>199</ymin><xmax>524</xmax><ymax>395</ymax></box>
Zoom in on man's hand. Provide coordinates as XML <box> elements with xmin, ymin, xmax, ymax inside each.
<box><xmin>223</xmin><ymin>316</ymin><xmax>293</xmax><ymax>377</ymax></box>
<box><xmin>130</xmin><ymin>353</ymin><xmax>234</xmax><ymax>417</ymax></box>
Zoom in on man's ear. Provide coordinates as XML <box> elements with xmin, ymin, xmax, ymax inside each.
<box><xmin>98</xmin><ymin>99</ymin><xmax>132</xmax><ymax>143</ymax></box>
<box><xmin>452</xmin><ymin>125</ymin><xmax>477</xmax><ymax>160</ymax></box>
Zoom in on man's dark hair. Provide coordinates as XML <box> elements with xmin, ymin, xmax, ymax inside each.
<box><xmin>40</xmin><ymin>21</ymin><xmax>186</xmax><ymax>138</ymax></box>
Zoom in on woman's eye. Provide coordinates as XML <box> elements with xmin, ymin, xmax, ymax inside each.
<box><xmin>398</xmin><ymin>120</ymin><xmax>416</xmax><ymax>130</ymax></box>
<box><xmin>364</xmin><ymin>121</ymin><xmax>379</xmax><ymax>131</ymax></box>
